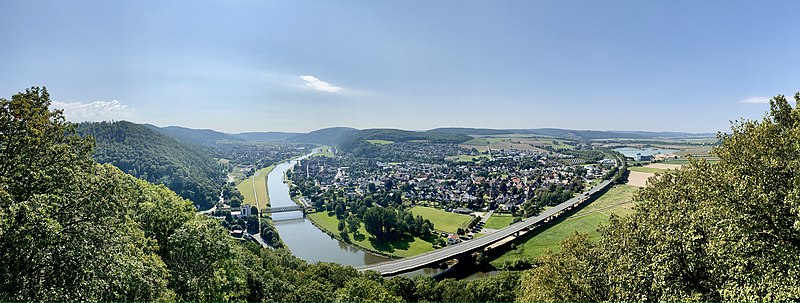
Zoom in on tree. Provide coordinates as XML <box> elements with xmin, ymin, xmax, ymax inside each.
<box><xmin>362</xmin><ymin>207</ymin><xmax>396</xmax><ymax>240</ymax></box>
<box><xmin>520</xmin><ymin>93</ymin><xmax>800</xmax><ymax>302</ymax></box>
<box><xmin>246</xmin><ymin>215</ymin><xmax>260</xmax><ymax>234</ymax></box>
<box><xmin>334</xmin><ymin>277</ymin><xmax>402</xmax><ymax>302</ymax></box>
<box><xmin>165</xmin><ymin>217</ymin><xmax>247</xmax><ymax>301</ymax></box>
<box><xmin>346</xmin><ymin>213</ymin><xmax>361</xmax><ymax>234</ymax></box>
<box><xmin>0</xmin><ymin>87</ymin><xmax>174</xmax><ymax>301</ymax></box>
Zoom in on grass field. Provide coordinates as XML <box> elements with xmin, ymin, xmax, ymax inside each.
<box><xmin>490</xmin><ymin>185</ymin><xmax>638</xmax><ymax>267</ymax></box>
<box><xmin>366</xmin><ymin>139</ymin><xmax>394</xmax><ymax>145</ymax></box>
<box><xmin>484</xmin><ymin>213</ymin><xmax>515</xmax><ymax>229</ymax></box>
<box><xmin>235</xmin><ymin>165</ymin><xmax>275</xmax><ymax>211</ymax></box>
<box><xmin>446</xmin><ymin>155</ymin><xmax>489</xmax><ymax>163</ymax></box>
<box><xmin>410</xmin><ymin>206</ymin><xmax>474</xmax><ymax>233</ymax></box>
<box><xmin>314</xmin><ymin>146</ymin><xmax>334</xmax><ymax>157</ymax></box>
<box><xmin>628</xmin><ymin>166</ymin><xmax>667</xmax><ymax>174</ymax></box>
<box><xmin>308</xmin><ymin>212</ymin><xmax>435</xmax><ymax>258</ymax></box>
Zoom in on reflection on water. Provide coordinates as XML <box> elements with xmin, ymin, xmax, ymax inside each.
<box><xmin>613</xmin><ymin>147</ymin><xmax>678</xmax><ymax>158</ymax></box>
<box><xmin>268</xmin><ymin>157</ymin><xmax>391</xmax><ymax>267</ymax></box>
<box><xmin>267</xmin><ymin>152</ymin><xmax>498</xmax><ymax>277</ymax></box>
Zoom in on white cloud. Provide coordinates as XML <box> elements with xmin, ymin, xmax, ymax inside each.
<box><xmin>738</xmin><ymin>96</ymin><xmax>771</xmax><ymax>104</ymax></box>
<box><xmin>299</xmin><ymin>75</ymin><xmax>343</xmax><ymax>93</ymax></box>
<box><xmin>51</xmin><ymin>100</ymin><xmax>135</xmax><ymax>121</ymax></box>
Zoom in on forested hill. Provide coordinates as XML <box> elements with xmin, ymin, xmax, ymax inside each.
<box><xmin>430</xmin><ymin>127</ymin><xmax>715</xmax><ymax>139</ymax></box>
<box><xmin>232</xmin><ymin>131</ymin><xmax>299</xmax><ymax>142</ymax></box>
<box><xmin>289</xmin><ymin>127</ymin><xmax>472</xmax><ymax>148</ymax></box>
<box><xmin>78</xmin><ymin>121</ymin><xmax>223</xmax><ymax>210</ymax></box>
<box><xmin>145</xmin><ymin>124</ymin><xmax>243</xmax><ymax>146</ymax></box>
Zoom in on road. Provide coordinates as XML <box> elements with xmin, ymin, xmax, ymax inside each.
<box><xmin>357</xmin><ymin>178</ymin><xmax>614</xmax><ymax>276</ymax></box>
<box><xmin>250</xmin><ymin>233</ymin><xmax>274</xmax><ymax>250</ymax></box>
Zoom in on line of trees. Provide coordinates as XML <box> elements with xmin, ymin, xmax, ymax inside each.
<box><xmin>362</xmin><ymin>206</ymin><xmax>433</xmax><ymax>241</ymax></box>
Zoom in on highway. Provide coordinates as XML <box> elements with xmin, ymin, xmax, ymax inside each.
<box><xmin>357</xmin><ymin>178</ymin><xmax>615</xmax><ymax>276</ymax></box>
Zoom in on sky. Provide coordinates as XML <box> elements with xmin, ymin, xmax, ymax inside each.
<box><xmin>1</xmin><ymin>0</ymin><xmax>798</xmax><ymax>133</ymax></box>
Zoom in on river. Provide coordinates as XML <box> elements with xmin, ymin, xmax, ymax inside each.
<box><xmin>268</xmin><ymin>151</ymin><xmax>496</xmax><ymax>278</ymax></box>
<box><xmin>268</xmin><ymin>155</ymin><xmax>392</xmax><ymax>267</ymax></box>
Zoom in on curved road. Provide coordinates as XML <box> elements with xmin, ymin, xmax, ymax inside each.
<box><xmin>358</xmin><ymin>169</ymin><xmax>618</xmax><ymax>276</ymax></box>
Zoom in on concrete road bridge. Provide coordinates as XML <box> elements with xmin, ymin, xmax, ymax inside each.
<box><xmin>357</xmin><ymin>176</ymin><xmax>618</xmax><ymax>276</ymax></box>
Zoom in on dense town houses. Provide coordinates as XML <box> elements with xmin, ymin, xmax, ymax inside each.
<box><xmin>289</xmin><ymin>142</ymin><xmax>614</xmax><ymax>214</ymax></box>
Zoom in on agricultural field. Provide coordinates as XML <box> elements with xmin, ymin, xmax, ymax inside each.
<box><xmin>491</xmin><ymin>185</ymin><xmax>638</xmax><ymax>267</ymax></box>
<box><xmin>484</xmin><ymin>213</ymin><xmax>516</xmax><ymax>230</ymax></box>
<box><xmin>627</xmin><ymin>163</ymin><xmax>684</xmax><ymax>187</ymax></box>
<box><xmin>308</xmin><ymin>212</ymin><xmax>435</xmax><ymax>258</ymax></box>
<box><xmin>235</xmin><ymin>165</ymin><xmax>274</xmax><ymax>211</ymax></box>
<box><xmin>459</xmin><ymin>135</ymin><xmax>571</xmax><ymax>152</ymax></box>
<box><xmin>446</xmin><ymin>154</ymin><xmax>490</xmax><ymax>163</ymax></box>
<box><xmin>366</xmin><ymin>139</ymin><xmax>394</xmax><ymax>145</ymax></box>
<box><xmin>626</xmin><ymin>171</ymin><xmax>655</xmax><ymax>187</ymax></box>
<box><xmin>410</xmin><ymin>206</ymin><xmax>474</xmax><ymax>233</ymax></box>
<box><xmin>628</xmin><ymin>166</ymin><xmax>667</xmax><ymax>174</ymax></box>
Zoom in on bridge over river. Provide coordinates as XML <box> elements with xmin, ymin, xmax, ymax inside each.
<box><xmin>357</xmin><ymin>177</ymin><xmax>616</xmax><ymax>276</ymax></box>
<box><xmin>263</xmin><ymin>205</ymin><xmax>306</xmax><ymax>214</ymax></box>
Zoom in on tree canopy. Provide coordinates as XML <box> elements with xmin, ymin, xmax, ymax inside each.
<box><xmin>0</xmin><ymin>87</ymin><xmax>522</xmax><ymax>302</ymax></box>
<box><xmin>77</xmin><ymin>121</ymin><xmax>225</xmax><ymax>210</ymax></box>
<box><xmin>519</xmin><ymin>93</ymin><xmax>800</xmax><ymax>302</ymax></box>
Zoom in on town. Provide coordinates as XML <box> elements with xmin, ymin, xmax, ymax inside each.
<box><xmin>288</xmin><ymin>141</ymin><xmax>619</xmax><ymax>230</ymax></box>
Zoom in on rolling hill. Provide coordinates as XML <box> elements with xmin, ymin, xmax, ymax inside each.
<box><xmin>79</xmin><ymin>121</ymin><xmax>224</xmax><ymax>210</ymax></box>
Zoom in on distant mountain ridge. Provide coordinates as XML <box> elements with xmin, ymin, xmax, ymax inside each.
<box><xmin>144</xmin><ymin>124</ymin><xmax>716</xmax><ymax>147</ymax></box>
<box><xmin>232</xmin><ymin>131</ymin><xmax>299</xmax><ymax>142</ymax></box>
<box><xmin>145</xmin><ymin>124</ymin><xmax>243</xmax><ymax>146</ymax></box>
<box><xmin>429</xmin><ymin>127</ymin><xmax>716</xmax><ymax>139</ymax></box>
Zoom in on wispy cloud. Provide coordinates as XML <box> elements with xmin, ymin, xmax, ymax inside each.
<box><xmin>738</xmin><ymin>96</ymin><xmax>771</xmax><ymax>104</ymax></box>
<box><xmin>299</xmin><ymin>75</ymin><xmax>343</xmax><ymax>93</ymax></box>
<box><xmin>51</xmin><ymin>100</ymin><xmax>135</xmax><ymax>121</ymax></box>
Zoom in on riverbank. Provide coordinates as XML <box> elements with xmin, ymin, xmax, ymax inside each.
<box><xmin>489</xmin><ymin>184</ymin><xmax>637</xmax><ymax>269</ymax></box>
<box><xmin>306</xmin><ymin>212</ymin><xmax>437</xmax><ymax>258</ymax></box>
<box><xmin>236</xmin><ymin>165</ymin><xmax>276</xmax><ymax>211</ymax></box>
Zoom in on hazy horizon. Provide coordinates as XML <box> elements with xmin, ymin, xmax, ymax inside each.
<box><xmin>1</xmin><ymin>1</ymin><xmax>798</xmax><ymax>133</ymax></box>
<box><xmin>142</xmin><ymin>122</ymin><xmax>720</xmax><ymax>136</ymax></box>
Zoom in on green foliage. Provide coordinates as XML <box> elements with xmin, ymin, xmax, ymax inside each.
<box><xmin>165</xmin><ymin>217</ymin><xmax>247</xmax><ymax>301</ymax></box>
<box><xmin>519</xmin><ymin>93</ymin><xmax>800</xmax><ymax>302</ymax></box>
<box><xmin>77</xmin><ymin>121</ymin><xmax>224</xmax><ymax>209</ymax></box>
<box><xmin>363</xmin><ymin>206</ymin><xmax>433</xmax><ymax>241</ymax></box>
<box><xmin>260</xmin><ymin>221</ymin><xmax>283</xmax><ymax>248</ymax></box>
<box><xmin>0</xmin><ymin>87</ymin><xmax>174</xmax><ymax>301</ymax></box>
<box><xmin>1</xmin><ymin>86</ymin><xmax>530</xmax><ymax>302</ymax></box>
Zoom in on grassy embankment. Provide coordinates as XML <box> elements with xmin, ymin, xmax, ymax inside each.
<box><xmin>490</xmin><ymin>185</ymin><xmax>638</xmax><ymax>267</ymax></box>
<box><xmin>484</xmin><ymin>213</ymin><xmax>516</xmax><ymax>229</ymax></box>
<box><xmin>235</xmin><ymin>165</ymin><xmax>275</xmax><ymax>211</ymax></box>
<box><xmin>306</xmin><ymin>205</ymin><xmax>474</xmax><ymax>258</ymax></box>
<box><xmin>307</xmin><ymin>212</ymin><xmax>436</xmax><ymax>258</ymax></box>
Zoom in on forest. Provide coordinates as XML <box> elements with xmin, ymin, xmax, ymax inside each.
<box><xmin>77</xmin><ymin>121</ymin><xmax>225</xmax><ymax>210</ymax></box>
<box><xmin>2</xmin><ymin>87</ymin><xmax>799</xmax><ymax>302</ymax></box>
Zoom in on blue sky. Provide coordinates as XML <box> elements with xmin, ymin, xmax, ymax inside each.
<box><xmin>1</xmin><ymin>0</ymin><xmax>798</xmax><ymax>133</ymax></box>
